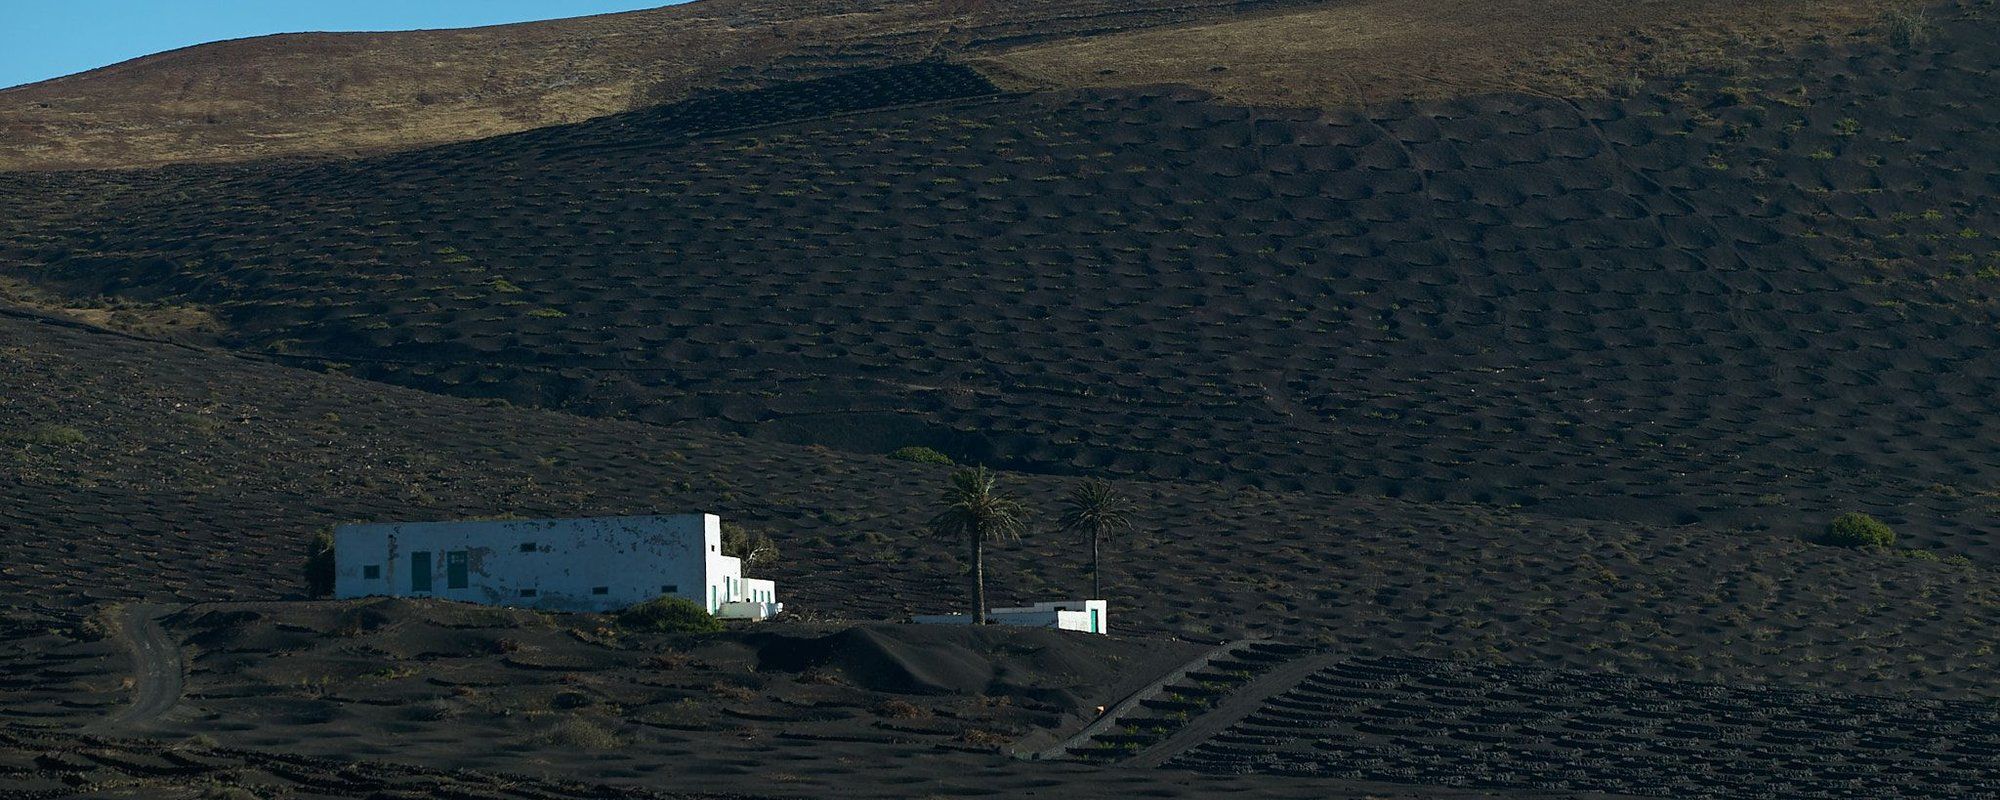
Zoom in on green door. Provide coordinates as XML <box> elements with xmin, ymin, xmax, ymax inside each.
<box><xmin>446</xmin><ymin>551</ymin><xmax>468</xmax><ymax>589</ymax></box>
<box><xmin>1090</xmin><ymin>609</ymin><xmax>1100</xmax><ymax>633</ymax></box>
<box><xmin>411</xmin><ymin>551</ymin><xmax>432</xmax><ymax>592</ymax></box>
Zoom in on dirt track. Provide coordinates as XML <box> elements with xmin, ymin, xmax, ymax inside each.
<box><xmin>83</xmin><ymin>603</ymin><xmax>183</xmax><ymax>732</ymax></box>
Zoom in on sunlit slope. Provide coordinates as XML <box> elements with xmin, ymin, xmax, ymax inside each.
<box><xmin>0</xmin><ymin>0</ymin><xmax>1313</xmax><ymax>170</ymax></box>
<box><xmin>0</xmin><ymin>0</ymin><xmax>1921</xmax><ymax>170</ymax></box>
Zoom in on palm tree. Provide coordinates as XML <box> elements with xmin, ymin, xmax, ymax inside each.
<box><xmin>929</xmin><ymin>466</ymin><xmax>1025</xmax><ymax>624</ymax></box>
<box><xmin>1056</xmin><ymin>479</ymin><xmax>1132</xmax><ymax>600</ymax></box>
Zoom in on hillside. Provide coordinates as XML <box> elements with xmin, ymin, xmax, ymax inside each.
<box><xmin>0</xmin><ymin>0</ymin><xmax>1912</xmax><ymax>170</ymax></box>
<box><xmin>4</xmin><ymin>1</ymin><xmax>1999</xmax><ymax>798</ymax></box>
<box><xmin>7</xmin><ymin>299</ymin><xmax>2000</xmax><ymax>797</ymax></box>
<box><xmin>986</xmin><ymin>0</ymin><xmax>1911</xmax><ymax>105</ymax></box>
<box><xmin>4</xmin><ymin>308</ymin><xmax>1998</xmax><ymax>701</ymax></box>
<box><xmin>0</xmin><ymin>0</ymin><xmax>1320</xmax><ymax>171</ymax></box>
<box><xmin>6</xmin><ymin>5</ymin><xmax>1998</xmax><ymax>552</ymax></box>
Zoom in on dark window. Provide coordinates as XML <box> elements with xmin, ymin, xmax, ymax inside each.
<box><xmin>363</xmin><ymin>565</ymin><xmax>380</xmax><ymax>580</ymax></box>
<box><xmin>592</xmin><ymin>586</ymin><xmax>609</xmax><ymax>595</ymax></box>
<box><xmin>661</xmin><ymin>584</ymin><xmax>677</xmax><ymax>594</ymax></box>
<box><xmin>519</xmin><ymin>542</ymin><xmax>537</xmax><ymax>553</ymax></box>
<box><xmin>519</xmin><ymin>588</ymin><xmax>537</xmax><ymax>598</ymax></box>
<box><xmin>446</xmin><ymin>551</ymin><xmax>468</xmax><ymax>589</ymax></box>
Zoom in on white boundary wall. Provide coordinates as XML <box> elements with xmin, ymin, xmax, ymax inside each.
<box><xmin>914</xmin><ymin>599</ymin><xmax>1107</xmax><ymax>634</ymax></box>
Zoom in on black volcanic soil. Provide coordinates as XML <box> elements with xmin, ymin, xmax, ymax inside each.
<box><xmin>143</xmin><ymin>601</ymin><xmax>1192</xmax><ymax>787</ymax></box>
<box><xmin>5</xmin><ymin>6</ymin><xmax>1998</xmax><ymax>556</ymax></box>
<box><xmin>1169</xmin><ymin>655</ymin><xmax>2000</xmax><ymax>798</ymax></box>
<box><xmin>4</xmin><ymin>599</ymin><xmax>1600</xmax><ymax>800</ymax></box>
<box><xmin>4</xmin><ymin>308</ymin><xmax>1998</xmax><ymax>706</ymax></box>
<box><xmin>5</xmin><ymin>3</ymin><xmax>2000</xmax><ymax>799</ymax></box>
<box><xmin>1</xmin><ymin>726</ymin><xmax>719</xmax><ymax>800</ymax></box>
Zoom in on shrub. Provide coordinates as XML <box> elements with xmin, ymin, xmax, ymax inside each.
<box><xmin>878</xmin><ymin>699</ymin><xmax>926</xmax><ymax>719</ymax></box>
<box><xmin>1882</xmin><ymin>7</ymin><xmax>1933</xmax><ymax>49</ymax></box>
<box><xmin>709</xmin><ymin>682</ymin><xmax>755</xmax><ymax>701</ymax></box>
<box><xmin>538</xmin><ymin>716</ymin><xmax>624</xmax><ymax>750</ymax></box>
<box><xmin>1610</xmin><ymin>73</ymin><xmax>1646</xmax><ymax>98</ymax></box>
<box><xmin>19</xmin><ymin>424</ymin><xmax>87</xmax><ymax>447</ymax></box>
<box><xmin>960</xmin><ymin>729</ymin><xmax>1011</xmax><ymax>748</ymax></box>
<box><xmin>302</xmin><ymin>532</ymin><xmax>335</xmax><ymax>597</ymax></box>
<box><xmin>1824</xmin><ymin>512</ymin><xmax>1896</xmax><ymax>548</ymax></box>
<box><xmin>888</xmin><ymin>445</ymin><xmax>953</xmax><ymax>465</ymax></box>
<box><xmin>617</xmin><ymin>596</ymin><xmax>722</xmax><ymax>634</ymax></box>
<box><xmin>721</xmin><ymin>523</ymin><xmax>779</xmax><ymax>568</ymax></box>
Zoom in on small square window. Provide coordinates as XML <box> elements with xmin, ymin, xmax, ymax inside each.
<box><xmin>661</xmin><ymin>584</ymin><xmax>677</xmax><ymax>594</ymax></box>
<box><xmin>591</xmin><ymin>586</ymin><xmax>609</xmax><ymax>595</ymax></box>
<box><xmin>520</xmin><ymin>542</ymin><xmax>537</xmax><ymax>553</ymax></box>
<box><xmin>519</xmin><ymin>588</ymin><xmax>538</xmax><ymax>598</ymax></box>
<box><xmin>363</xmin><ymin>565</ymin><xmax>381</xmax><ymax>580</ymax></box>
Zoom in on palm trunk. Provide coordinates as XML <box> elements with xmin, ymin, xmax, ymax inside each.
<box><xmin>971</xmin><ymin>533</ymin><xmax>987</xmax><ymax>624</ymax></box>
<box><xmin>1091</xmin><ymin>528</ymin><xmax>1101</xmax><ymax>600</ymax></box>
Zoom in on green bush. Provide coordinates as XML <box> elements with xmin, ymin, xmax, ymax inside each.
<box><xmin>617</xmin><ymin>596</ymin><xmax>722</xmax><ymax>634</ymax></box>
<box><xmin>1824</xmin><ymin>512</ymin><xmax>1896</xmax><ymax>548</ymax></box>
<box><xmin>19</xmin><ymin>424</ymin><xmax>87</xmax><ymax>447</ymax></box>
<box><xmin>722</xmin><ymin>523</ymin><xmax>779</xmax><ymax>568</ymax></box>
<box><xmin>888</xmin><ymin>446</ymin><xmax>953</xmax><ymax>465</ymax></box>
<box><xmin>302</xmin><ymin>531</ymin><xmax>336</xmax><ymax>597</ymax></box>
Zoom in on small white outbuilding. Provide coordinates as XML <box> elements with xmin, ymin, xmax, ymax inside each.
<box><xmin>332</xmin><ymin>513</ymin><xmax>779</xmax><ymax>619</ymax></box>
<box><xmin>914</xmin><ymin>600</ymin><xmax>1108</xmax><ymax>634</ymax></box>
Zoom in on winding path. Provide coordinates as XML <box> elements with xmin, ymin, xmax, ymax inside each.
<box><xmin>84</xmin><ymin>603</ymin><xmax>184</xmax><ymax>732</ymax></box>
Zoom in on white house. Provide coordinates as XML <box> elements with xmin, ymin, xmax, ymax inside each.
<box><xmin>914</xmin><ymin>600</ymin><xmax>1107</xmax><ymax>634</ymax></box>
<box><xmin>332</xmin><ymin>514</ymin><xmax>780</xmax><ymax>619</ymax></box>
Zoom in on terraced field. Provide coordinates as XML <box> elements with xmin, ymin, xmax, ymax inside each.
<box><xmin>5</xmin><ymin>3</ymin><xmax>2000</xmax><ymax>799</ymax></box>
<box><xmin>0</xmin><ymin>727</ymin><xmax>711</xmax><ymax>800</ymax></box>
<box><xmin>6</xmin><ymin>309</ymin><xmax>2000</xmax><ymax>704</ymax></box>
<box><xmin>6</xmin><ymin>6</ymin><xmax>2000</xmax><ymax>557</ymax></box>
<box><xmin>1167</xmin><ymin>655</ymin><xmax>2000</xmax><ymax>798</ymax></box>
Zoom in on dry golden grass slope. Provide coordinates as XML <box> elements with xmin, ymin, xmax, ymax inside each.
<box><xmin>0</xmin><ymin>0</ymin><xmax>871</xmax><ymax>171</ymax></box>
<box><xmin>0</xmin><ymin>0</ymin><xmax>1312</xmax><ymax>171</ymax></box>
<box><xmin>0</xmin><ymin>0</ymin><xmax>1921</xmax><ymax>171</ymax></box>
<box><xmin>983</xmin><ymin>0</ymin><xmax>1911</xmax><ymax>106</ymax></box>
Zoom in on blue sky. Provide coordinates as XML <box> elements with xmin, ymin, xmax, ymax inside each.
<box><xmin>0</xmin><ymin>1</ymin><xmax>684</xmax><ymax>90</ymax></box>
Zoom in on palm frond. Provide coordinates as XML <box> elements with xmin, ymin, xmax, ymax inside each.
<box><xmin>1055</xmin><ymin>478</ymin><xmax>1132</xmax><ymax>536</ymax></box>
<box><xmin>929</xmin><ymin>465</ymin><xmax>1025</xmax><ymax>541</ymax></box>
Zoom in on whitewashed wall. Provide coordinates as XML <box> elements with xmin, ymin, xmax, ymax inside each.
<box><xmin>913</xmin><ymin>599</ymin><xmax>1108</xmax><ymax>634</ymax></box>
<box><xmin>333</xmin><ymin>514</ymin><xmax>758</xmax><ymax>613</ymax></box>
